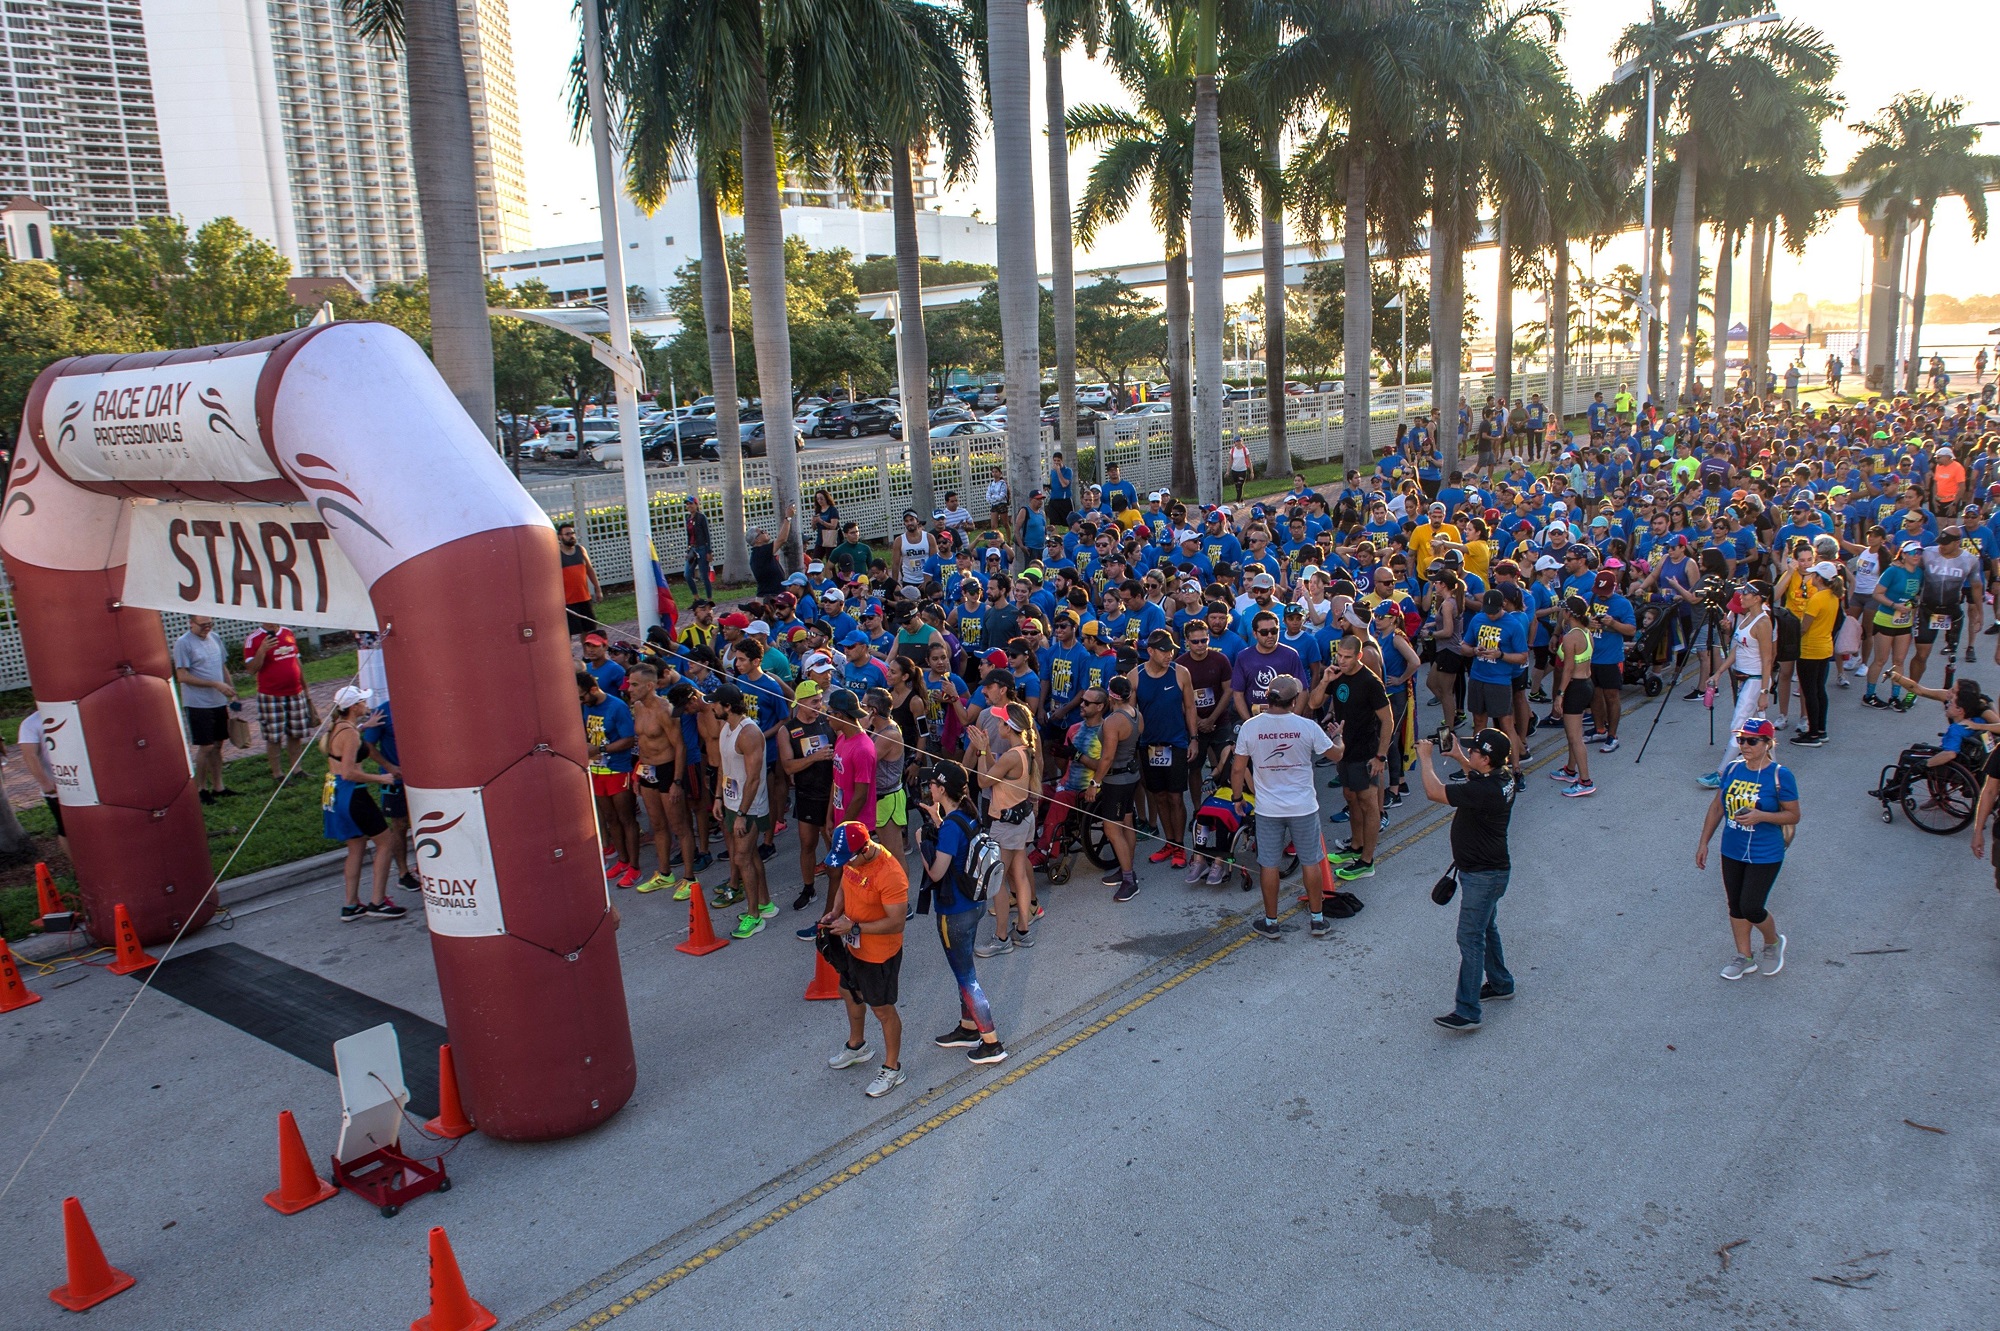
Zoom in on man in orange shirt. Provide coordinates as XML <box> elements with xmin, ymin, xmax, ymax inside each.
<box><xmin>818</xmin><ymin>821</ymin><xmax>909</xmax><ymax>1097</ymax></box>
<box><xmin>559</xmin><ymin>521</ymin><xmax>602</xmax><ymax>640</ymax></box>
<box><xmin>1928</xmin><ymin>446</ymin><xmax>1967</xmax><ymax>516</ymax></box>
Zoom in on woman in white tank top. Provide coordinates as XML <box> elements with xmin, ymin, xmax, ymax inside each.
<box><xmin>1699</xmin><ymin>582</ymin><xmax>1776</xmax><ymax>783</ymax></box>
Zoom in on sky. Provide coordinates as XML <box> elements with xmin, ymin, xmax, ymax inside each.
<box><xmin>509</xmin><ymin>0</ymin><xmax>1999</xmax><ymax>330</ymax></box>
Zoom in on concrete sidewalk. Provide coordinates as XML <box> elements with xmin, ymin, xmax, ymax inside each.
<box><xmin>0</xmin><ymin>682</ymin><xmax>1993</xmax><ymax>1330</ymax></box>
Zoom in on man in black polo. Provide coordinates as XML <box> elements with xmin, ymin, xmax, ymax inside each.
<box><xmin>1415</xmin><ymin>726</ymin><xmax>1516</xmax><ymax>1032</ymax></box>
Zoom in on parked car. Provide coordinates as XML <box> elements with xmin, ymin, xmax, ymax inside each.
<box><xmin>531</xmin><ymin>418</ymin><xmax>618</xmax><ymax>460</ymax></box>
<box><xmin>1118</xmin><ymin>401</ymin><xmax>1172</xmax><ymax>419</ymax></box>
<box><xmin>891</xmin><ymin>402</ymin><xmax>975</xmax><ymax>440</ymax></box>
<box><xmin>805</xmin><ymin>400</ymin><xmax>898</xmax><ymax>439</ymax></box>
<box><xmin>1038</xmin><ymin>404</ymin><xmax>1106</xmax><ymax>440</ymax></box>
<box><xmin>930</xmin><ymin>420</ymin><xmax>1002</xmax><ymax>441</ymax></box>
<box><xmin>794</xmin><ymin>405</ymin><xmax>829</xmax><ymax>437</ymax></box>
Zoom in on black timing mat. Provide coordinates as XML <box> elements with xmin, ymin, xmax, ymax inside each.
<box><xmin>139</xmin><ymin>942</ymin><xmax>446</xmax><ymax>1119</ymax></box>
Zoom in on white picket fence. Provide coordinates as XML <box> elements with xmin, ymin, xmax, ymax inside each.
<box><xmin>0</xmin><ymin>360</ymin><xmax>1636</xmax><ymax>690</ymax></box>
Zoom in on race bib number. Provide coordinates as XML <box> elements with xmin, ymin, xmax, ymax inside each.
<box><xmin>1193</xmin><ymin>823</ymin><xmax>1216</xmax><ymax>849</ymax></box>
<box><xmin>1891</xmin><ymin>603</ymin><xmax>1915</xmax><ymax>628</ymax></box>
<box><xmin>1930</xmin><ymin>614</ymin><xmax>1954</xmax><ymax>631</ymax></box>
<box><xmin>321</xmin><ymin>771</ymin><xmax>337</xmax><ymax>811</ymax></box>
<box><xmin>1148</xmin><ymin>745</ymin><xmax>1174</xmax><ymax>767</ymax></box>
<box><xmin>1193</xmin><ymin>687</ymin><xmax>1215</xmax><ymax>708</ymax></box>
<box><xmin>637</xmin><ymin>763</ymin><xmax>657</xmax><ymax>784</ymax></box>
<box><xmin>723</xmin><ymin>776</ymin><xmax>740</xmax><ymax>804</ymax></box>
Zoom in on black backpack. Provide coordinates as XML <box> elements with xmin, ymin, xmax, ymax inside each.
<box><xmin>1772</xmin><ymin>604</ymin><xmax>1802</xmax><ymax>659</ymax></box>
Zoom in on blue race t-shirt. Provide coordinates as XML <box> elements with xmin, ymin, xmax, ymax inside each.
<box><xmin>1589</xmin><ymin>593</ymin><xmax>1635</xmax><ymax>665</ymax></box>
<box><xmin>1718</xmin><ymin>759</ymin><xmax>1797</xmax><ymax>864</ymax></box>
<box><xmin>1463</xmin><ymin>611</ymin><xmax>1527</xmax><ymax>685</ymax></box>
<box><xmin>582</xmin><ymin>695</ymin><xmax>636</xmax><ymax>773</ymax></box>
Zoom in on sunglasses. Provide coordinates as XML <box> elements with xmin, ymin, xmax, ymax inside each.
<box><xmin>1255</xmin><ymin>627</ymin><xmax>1279</xmax><ymax>636</ymax></box>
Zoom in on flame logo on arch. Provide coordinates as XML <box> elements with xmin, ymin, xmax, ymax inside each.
<box><xmin>412</xmin><ymin>809</ymin><xmax>466</xmax><ymax>859</ymax></box>
<box><xmin>199</xmin><ymin>387</ymin><xmax>245</xmax><ymax>442</ymax></box>
<box><xmin>55</xmin><ymin>399</ymin><xmax>81</xmax><ymax>449</ymax></box>
<box><xmin>290</xmin><ymin>452</ymin><xmax>391</xmax><ymax>547</ymax></box>
<box><xmin>3</xmin><ymin>450</ymin><xmax>37</xmax><ymax>519</ymax></box>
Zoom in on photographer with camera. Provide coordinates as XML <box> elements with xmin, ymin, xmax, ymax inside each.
<box><xmin>1415</xmin><ymin>727</ymin><xmax>1517</xmax><ymax>1033</ymax></box>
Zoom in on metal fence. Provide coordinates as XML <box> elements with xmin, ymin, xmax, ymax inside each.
<box><xmin>0</xmin><ymin>361</ymin><xmax>1635</xmax><ymax>691</ymax></box>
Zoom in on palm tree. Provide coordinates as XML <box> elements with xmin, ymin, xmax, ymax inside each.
<box><xmin>1603</xmin><ymin>3</ymin><xmax>1836</xmax><ymax>407</ymax></box>
<box><xmin>343</xmin><ymin>0</ymin><xmax>495</xmax><ymax>436</ymax></box>
<box><xmin>1480</xmin><ymin>7</ymin><xmax>1566</xmax><ymax>406</ymax></box>
<box><xmin>1186</xmin><ymin>0</ymin><xmax>1229</xmax><ymax>503</ymax></box>
<box><xmin>988</xmin><ymin>0</ymin><xmax>1040</xmax><ymax>550</ymax></box>
<box><xmin>1846</xmin><ymin>94</ymin><xmax>2000</xmax><ymax>394</ymax></box>
<box><xmin>1070</xmin><ymin>12</ymin><xmax>1259</xmax><ymax>494</ymax></box>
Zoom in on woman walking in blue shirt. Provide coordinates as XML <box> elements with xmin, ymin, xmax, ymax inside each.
<box><xmin>1694</xmin><ymin>717</ymin><xmax>1799</xmax><ymax>980</ymax></box>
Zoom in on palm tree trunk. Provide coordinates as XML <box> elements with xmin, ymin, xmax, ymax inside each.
<box><xmin>1191</xmin><ymin>69</ymin><xmax>1225</xmax><ymax>505</ymax></box>
<box><xmin>1341</xmin><ymin>153</ymin><xmax>1370</xmax><ymax>472</ymax></box>
<box><xmin>1665</xmin><ymin>143</ymin><xmax>1698</xmax><ymax>408</ymax></box>
<box><xmin>1550</xmin><ymin>233</ymin><xmax>1568</xmax><ymax>430</ymax></box>
<box><xmin>1045</xmin><ymin>37</ymin><xmax>1079</xmax><ymax>469</ymax></box>
<box><xmin>1681</xmin><ymin>226</ymin><xmax>1701</xmax><ymax>401</ymax></box>
<box><xmin>1492</xmin><ymin>210</ymin><xmax>1511</xmax><ymax>404</ymax></box>
<box><xmin>405</xmin><ymin>0</ymin><xmax>494</xmax><ymax>439</ymax></box>
<box><xmin>1745</xmin><ymin>217</ymin><xmax>1768</xmax><ymax>399</ymax></box>
<box><xmin>1709</xmin><ymin>226</ymin><xmax>1731</xmax><ymax>405</ymax></box>
<box><xmin>1905</xmin><ymin>204</ymin><xmax>1934</xmax><ymax>395</ymax></box>
<box><xmin>1261</xmin><ymin>125</ymin><xmax>1288</xmax><ymax>478</ymax></box>
<box><xmin>739</xmin><ymin>45</ymin><xmax>804</xmax><ymax>571</ymax></box>
<box><xmin>699</xmin><ymin>169</ymin><xmax>748</xmax><ymax>583</ymax></box>
<box><xmin>1164</xmin><ymin>241</ymin><xmax>1194</xmax><ymax>495</ymax></box>
<box><xmin>1429</xmin><ymin>215</ymin><xmax>1457</xmax><ymax>469</ymax></box>
<box><xmin>989</xmin><ymin>0</ymin><xmax>1039</xmax><ymax>563</ymax></box>
<box><xmin>891</xmin><ymin>143</ymin><xmax>935</xmax><ymax>521</ymax></box>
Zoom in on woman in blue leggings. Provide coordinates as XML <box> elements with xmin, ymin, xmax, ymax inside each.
<box><xmin>918</xmin><ymin>764</ymin><xmax>1008</xmax><ymax>1065</ymax></box>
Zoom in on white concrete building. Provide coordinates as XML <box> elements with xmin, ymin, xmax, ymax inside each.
<box><xmin>489</xmin><ymin>166</ymin><xmax>996</xmax><ymax>331</ymax></box>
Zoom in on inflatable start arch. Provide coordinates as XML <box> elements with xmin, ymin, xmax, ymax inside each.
<box><xmin>1</xmin><ymin>323</ymin><xmax>635</xmax><ymax>1141</ymax></box>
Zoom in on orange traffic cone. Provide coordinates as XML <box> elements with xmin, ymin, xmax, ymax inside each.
<box><xmin>34</xmin><ymin>862</ymin><xmax>63</xmax><ymax>918</ymax></box>
<box><xmin>48</xmin><ymin>1196</ymin><xmax>135</xmax><ymax>1311</ymax></box>
<box><xmin>105</xmin><ymin>904</ymin><xmax>157</xmax><ymax>976</ymax></box>
<box><xmin>0</xmin><ymin>938</ymin><xmax>40</xmax><ymax>1012</ymax></box>
<box><xmin>804</xmin><ymin>948</ymin><xmax>843</xmax><ymax>1001</ymax></box>
<box><xmin>411</xmin><ymin>1225</ymin><xmax>497</xmax><ymax>1331</ymax></box>
<box><xmin>263</xmin><ymin>1110</ymin><xmax>338</xmax><ymax>1214</ymax></box>
<box><xmin>423</xmin><ymin>1045</ymin><xmax>475</xmax><ymax>1139</ymax></box>
<box><xmin>674</xmin><ymin>889</ymin><xmax>729</xmax><ymax>957</ymax></box>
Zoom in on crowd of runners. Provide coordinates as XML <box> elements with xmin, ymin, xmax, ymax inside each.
<box><xmin>296</xmin><ymin>381</ymin><xmax>2000</xmax><ymax>1081</ymax></box>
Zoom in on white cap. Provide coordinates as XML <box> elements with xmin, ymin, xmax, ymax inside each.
<box><xmin>1250</xmin><ymin>572</ymin><xmax>1277</xmax><ymax>589</ymax></box>
<box><xmin>333</xmin><ymin>685</ymin><xmax>373</xmax><ymax>711</ymax></box>
<box><xmin>807</xmin><ymin>561</ymin><xmax>825</xmax><ymax>574</ymax></box>
<box><xmin>1150</xmin><ymin>490</ymin><xmax>1167</xmax><ymax>501</ymax></box>
<box><xmin>1810</xmin><ymin>561</ymin><xmax>1839</xmax><ymax>580</ymax></box>
<box><xmin>745</xmin><ymin>619</ymin><xmax>771</xmax><ymax>637</ymax></box>
<box><xmin>1545</xmin><ymin>524</ymin><xmax>1567</xmax><ymax>539</ymax></box>
<box><xmin>1534</xmin><ymin>555</ymin><xmax>1561</xmax><ymax>572</ymax></box>
<box><xmin>1176</xmin><ymin>528</ymin><xmax>1201</xmax><ymax>543</ymax></box>
<box><xmin>819</xmin><ymin>588</ymin><xmax>844</xmax><ymax>603</ymax></box>
<box><xmin>801</xmin><ymin>651</ymin><xmax>834</xmax><ymax>673</ymax></box>
<box><xmin>1551</xmin><ymin>500</ymin><xmax>1568</xmax><ymax>513</ymax></box>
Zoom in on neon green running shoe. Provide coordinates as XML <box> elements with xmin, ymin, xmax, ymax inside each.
<box><xmin>636</xmin><ymin>872</ymin><xmax>676</xmax><ymax>895</ymax></box>
<box><xmin>731</xmin><ymin>911</ymin><xmax>766</xmax><ymax>940</ymax></box>
<box><xmin>1327</xmin><ymin>844</ymin><xmax>1364</xmax><ymax>867</ymax></box>
<box><xmin>758</xmin><ymin>901</ymin><xmax>779</xmax><ymax>921</ymax></box>
<box><xmin>671</xmin><ymin>879</ymin><xmax>694</xmax><ymax>901</ymax></box>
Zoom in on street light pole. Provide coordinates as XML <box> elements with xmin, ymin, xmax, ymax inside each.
<box><xmin>1386</xmin><ymin>292</ymin><xmax>1406</xmax><ymax>427</ymax></box>
<box><xmin>581</xmin><ymin>0</ymin><xmax>658</xmax><ymax>636</ymax></box>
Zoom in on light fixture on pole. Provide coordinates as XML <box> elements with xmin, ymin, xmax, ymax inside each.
<box><xmin>581</xmin><ymin>0</ymin><xmax>658</xmax><ymax>635</ymax></box>
<box><xmin>1613</xmin><ymin>11</ymin><xmax>1779</xmax><ymax>412</ymax></box>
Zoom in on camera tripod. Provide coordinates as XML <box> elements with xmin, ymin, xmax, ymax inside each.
<box><xmin>1633</xmin><ymin>602</ymin><xmax>1730</xmax><ymax>766</ymax></box>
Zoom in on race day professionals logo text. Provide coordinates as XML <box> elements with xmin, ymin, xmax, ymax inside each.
<box><xmin>76</xmin><ymin>381</ymin><xmax>245</xmax><ymax>458</ymax></box>
<box><xmin>44</xmin><ymin>354</ymin><xmax>280</xmax><ymax>484</ymax></box>
<box><xmin>404</xmin><ymin>786</ymin><xmax>507</xmax><ymax>937</ymax></box>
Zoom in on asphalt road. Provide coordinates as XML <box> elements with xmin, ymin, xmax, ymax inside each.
<box><xmin>2</xmin><ymin>669</ymin><xmax>1995</xmax><ymax>1330</ymax></box>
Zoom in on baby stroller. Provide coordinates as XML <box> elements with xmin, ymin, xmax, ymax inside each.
<box><xmin>1621</xmin><ymin>602</ymin><xmax>1672</xmax><ymax>696</ymax></box>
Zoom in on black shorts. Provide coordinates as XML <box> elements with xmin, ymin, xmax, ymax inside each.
<box><xmin>826</xmin><ymin>936</ymin><xmax>902</xmax><ymax>1008</ymax></box>
<box><xmin>636</xmin><ymin>761</ymin><xmax>676</xmax><ymax>792</ymax></box>
<box><xmin>1141</xmin><ymin>744</ymin><xmax>1188</xmax><ymax>791</ymax></box>
<box><xmin>185</xmin><ymin>705</ymin><xmax>229</xmax><ymax>747</ymax></box>
<box><xmin>1915</xmin><ymin>610</ymin><xmax>1961</xmax><ymax>646</ymax></box>
<box><xmin>1094</xmin><ymin>780</ymin><xmax>1138</xmax><ymax>820</ymax></box>
<box><xmin>1590</xmin><ymin>663</ymin><xmax>1623</xmax><ymax>691</ymax></box>
<box><xmin>1562</xmin><ymin>679</ymin><xmax>1595</xmax><ymax>716</ymax></box>
<box><xmin>43</xmin><ymin>795</ymin><xmax>63</xmax><ymax>837</ymax></box>
<box><xmin>1532</xmin><ymin>643</ymin><xmax>1551</xmax><ymax>671</ymax></box>
<box><xmin>793</xmin><ymin>784</ymin><xmax>832</xmax><ymax>827</ymax></box>
<box><xmin>566</xmin><ymin>602</ymin><xmax>596</xmax><ymax>636</ymax></box>
<box><xmin>1467</xmin><ymin>678</ymin><xmax>1513</xmax><ymax>719</ymax></box>
<box><xmin>345</xmin><ymin>786</ymin><xmax>391</xmax><ymax>839</ymax></box>
<box><xmin>381</xmin><ymin>781</ymin><xmax>408</xmax><ymax>821</ymax></box>
<box><xmin>1430</xmin><ymin>652</ymin><xmax>1464</xmax><ymax>678</ymax></box>
<box><xmin>1337</xmin><ymin>759</ymin><xmax>1381</xmax><ymax>792</ymax></box>
<box><xmin>1048</xmin><ymin>498</ymin><xmax>1073</xmax><ymax>526</ymax></box>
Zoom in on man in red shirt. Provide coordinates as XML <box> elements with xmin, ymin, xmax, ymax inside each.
<box><xmin>245</xmin><ymin>622</ymin><xmax>312</xmax><ymax>779</ymax></box>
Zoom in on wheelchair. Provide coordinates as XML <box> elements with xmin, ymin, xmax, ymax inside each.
<box><xmin>1871</xmin><ymin>743</ymin><xmax>1982</xmax><ymax>835</ymax></box>
<box><xmin>1030</xmin><ymin>782</ymin><xmax>1118</xmax><ymax>885</ymax></box>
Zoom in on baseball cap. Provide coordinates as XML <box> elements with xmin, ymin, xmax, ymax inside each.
<box><xmin>984</xmin><ymin>648</ymin><xmax>1010</xmax><ymax>668</ymax></box>
<box><xmin>807</xmin><ymin>561</ymin><xmax>825</xmax><ymax>574</ymax></box>
<box><xmin>1264</xmin><ymin>674</ymin><xmax>1302</xmax><ymax>703</ymax></box>
<box><xmin>745</xmin><ymin>619</ymin><xmax>771</xmax><ymax>637</ymax></box>
<box><xmin>1250</xmin><ymin>572</ymin><xmax>1277</xmax><ymax>590</ymax></box>
<box><xmin>838</xmin><ymin>630</ymin><xmax>870</xmax><ymax>648</ymax></box>
<box><xmin>822</xmin><ymin>821</ymin><xmax>872</xmax><ymax>868</ymax></box>
<box><xmin>333</xmin><ymin>685</ymin><xmax>373</xmax><ymax>711</ymax></box>
<box><xmin>800</xmin><ymin>651</ymin><xmax>834</xmax><ymax>673</ymax></box>
<box><xmin>1942</xmin><ymin>525</ymin><xmax>1966</xmax><ymax>540</ymax></box>
<box><xmin>1282</xmin><ymin>603</ymin><xmax>1304</xmax><ymax>617</ymax></box>
<box><xmin>719</xmin><ymin>611</ymin><xmax>750</xmax><ymax>630</ymax></box>
<box><xmin>784</xmin><ymin>572</ymin><xmax>809</xmax><ymax>587</ymax></box>
<box><xmin>1899</xmin><ymin>540</ymin><xmax>1923</xmax><ymax>554</ymax></box>
<box><xmin>793</xmin><ymin>678</ymin><xmax>823</xmax><ymax>702</ymax></box>
<box><xmin>1534</xmin><ymin>555</ymin><xmax>1561</xmax><ymax>572</ymax></box>
<box><xmin>1465</xmin><ymin>726</ymin><xmax>1512</xmax><ymax>763</ymax></box>
<box><xmin>820</xmin><ymin>588</ymin><xmax>845</xmax><ymax>603</ymax></box>
<box><xmin>1593</xmin><ymin>570</ymin><xmax>1618</xmax><ymax>594</ymax></box>
<box><xmin>825</xmin><ymin>688</ymin><xmax>862</xmax><ymax>719</ymax></box>
<box><xmin>582</xmin><ymin>632</ymin><xmax>607</xmax><ymax>645</ymax></box>
<box><xmin>1810</xmin><ymin>561</ymin><xmax>1839</xmax><ymax>579</ymax></box>
<box><xmin>1079</xmin><ymin>620</ymin><xmax>1104</xmax><ymax>639</ymax></box>
<box><xmin>1735</xmin><ymin>717</ymin><xmax>1776</xmax><ymax>741</ymax></box>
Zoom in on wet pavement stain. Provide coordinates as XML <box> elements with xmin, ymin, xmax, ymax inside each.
<box><xmin>1379</xmin><ymin>1191</ymin><xmax>1549</xmax><ymax>1275</ymax></box>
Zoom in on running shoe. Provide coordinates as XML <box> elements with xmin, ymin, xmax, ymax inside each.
<box><xmin>1597</xmin><ymin>737</ymin><xmax>1620</xmax><ymax>754</ymax></box>
<box><xmin>793</xmin><ymin>885</ymin><xmax>817</xmax><ymax>911</ymax></box>
<box><xmin>974</xmin><ymin>934</ymin><xmax>1014</xmax><ymax>958</ymax></box>
<box><xmin>1113</xmin><ymin>877</ymin><xmax>1140</xmax><ymax>904</ymax></box>
<box><xmin>1147</xmin><ymin>847</ymin><xmax>1174</xmax><ymax>864</ymax></box>
<box><xmin>1184</xmin><ymin>856</ymin><xmax>1207</xmax><ymax>883</ymax></box>
<box><xmin>1696</xmin><ymin>771</ymin><xmax>1722</xmax><ymax>790</ymax></box>
<box><xmin>604</xmin><ymin>859</ymin><xmax>629</xmax><ymax>881</ymax></box>
<box><xmin>672</xmin><ymin>880</ymin><xmax>694</xmax><ymax>902</ymax></box>
<box><xmin>1100</xmin><ymin>867</ymin><xmax>1125</xmax><ymax>886</ymax></box>
<box><xmin>1549</xmin><ymin>765</ymin><xmax>1578</xmax><ymax>782</ymax></box>
<box><xmin>1014</xmin><ymin>924</ymin><xmax>1034</xmax><ymax>948</ymax></box>
<box><xmin>731</xmin><ymin>912</ymin><xmax>765</xmax><ymax>939</ymax></box>
<box><xmin>365</xmin><ymin>899</ymin><xmax>408</xmax><ymax>919</ymax></box>
<box><xmin>1760</xmin><ymin>935</ymin><xmax>1786</xmax><ymax>976</ymax></box>
<box><xmin>1205</xmin><ymin>861</ymin><xmax>1230</xmax><ymax>885</ymax></box>
<box><xmin>1308</xmin><ymin>915</ymin><xmax>1331</xmax><ymax>939</ymax></box>
<box><xmin>1528</xmin><ymin>688</ymin><xmax>1550</xmax><ymax>704</ymax></box>
<box><xmin>757</xmin><ymin>844</ymin><xmax>776</xmax><ymax>862</ymax></box>
<box><xmin>710</xmin><ymin>885</ymin><xmax>743</xmax><ymax>910</ymax></box>
<box><xmin>1772</xmin><ymin>715</ymin><xmax>1792</xmax><ymax>731</ymax></box>
<box><xmin>773</xmin><ymin>819</ymin><xmax>788</xmax><ymax>835</ymax></box>
<box><xmin>398</xmin><ymin>871</ymin><xmax>422</xmax><ymax>892</ymax></box>
<box><xmin>340</xmin><ymin>904</ymin><xmax>366</xmax><ymax>923</ymax></box>
<box><xmin>1479</xmin><ymin>982</ymin><xmax>1515</xmax><ymax>1001</ymax></box>
<box><xmin>690</xmin><ymin>852</ymin><xmax>715</xmax><ymax>873</ymax></box>
<box><xmin>1861</xmin><ymin>695</ymin><xmax>1891</xmax><ymax>710</ymax></box>
<box><xmin>1720</xmin><ymin>953</ymin><xmax>1758</xmax><ymax>980</ymax></box>
<box><xmin>1562</xmin><ymin>779</ymin><xmax>1595</xmax><ymax>798</ymax></box>
<box><xmin>865</xmin><ymin>1065</ymin><xmax>907</xmax><ymax>1098</ymax></box>
<box><xmin>1789</xmin><ymin>732</ymin><xmax>1825</xmax><ymax>748</ymax></box>
<box><xmin>1250</xmin><ymin>917</ymin><xmax>1283</xmax><ymax>940</ymax></box>
<box><xmin>1328</xmin><ymin>844</ymin><xmax>1363</xmax><ymax>866</ymax></box>
<box><xmin>1893</xmin><ymin>696</ymin><xmax>1916</xmax><ymax>713</ymax></box>
<box><xmin>636</xmin><ymin>872</ymin><xmax>676</xmax><ymax>894</ymax></box>
<box><xmin>1447</xmin><ymin>769</ymin><xmax>1470</xmax><ymax>783</ymax></box>
<box><xmin>1836</xmin><ymin>675</ymin><xmax>1849</xmax><ymax>689</ymax></box>
<box><xmin>1171</xmin><ymin>851</ymin><xmax>1187</xmax><ymax>870</ymax></box>
<box><xmin>1330</xmin><ymin>806</ymin><xmax>1350</xmax><ymax>824</ymax></box>
<box><xmin>1335</xmin><ymin>860</ymin><xmax>1375</xmax><ymax>881</ymax></box>
<box><xmin>1384</xmin><ymin>790</ymin><xmax>1404</xmax><ymax>809</ymax></box>
<box><xmin>828</xmin><ymin>1042</ymin><xmax>873</xmax><ymax>1069</ymax></box>
<box><xmin>615</xmin><ymin>866</ymin><xmax>642</xmax><ymax>889</ymax></box>
<box><xmin>758</xmin><ymin>901</ymin><xmax>778</xmax><ymax>920</ymax></box>
<box><xmin>1434</xmin><ymin>1012</ymin><xmax>1481</xmax><ymax>1032</ymax></box>
<box><xmin>967</xmin><ymin>1040</ymin><xmax>1009</xmax><ymax>1065</ymax></box>
<box><xmin>795</xmin><ymin>923</ymin><xmax>818</xmax><ymax>941</ymax></box>
<box><xmin>933</xmin><ymin>1026</ymin><xmax>982</xmax><ymax>1049</ymax></box>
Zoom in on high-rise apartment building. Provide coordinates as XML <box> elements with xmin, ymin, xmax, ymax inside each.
<box><xmin>0</xmin><ymin>0</ymin><xmax>170</xmax><ymax>236</ymax></box>
<box><xmin>0</xmin><ymin>0</ymin><xmax>527</xmax><ymax>283</ymax></box>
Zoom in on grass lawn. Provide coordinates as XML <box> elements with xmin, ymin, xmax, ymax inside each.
<box><xmin>0</xmin><ymin>750</ymin><xmax>334</xmax><ymax>941</ymax></box>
